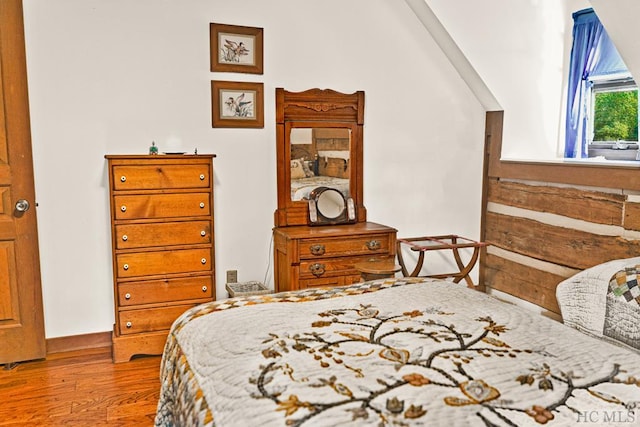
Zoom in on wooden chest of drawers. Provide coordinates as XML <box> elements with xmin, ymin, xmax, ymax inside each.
<box><xmin>273</xmin><ymin>222</ymin><xmax>397</xmax><ymax>292</ymax></box>
<box><xmin>105</xmin><ymin>154</ymin><xmax>216</xmax><ymax>362</ymax></box>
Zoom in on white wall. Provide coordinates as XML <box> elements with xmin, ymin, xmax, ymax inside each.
<box><xmin>22</xmin><ymin>0</ymin><xmax>485</xmax><ymax>339</ymax></box>
<box><xmin>424</xmin><ymin>0</ymin><xmax>640</xmax><ymax>163</ymax></box>
<box><xmin>426</xmin><ymin>0</ymin><xmax>590</xmax><ymax>160</ymax></box>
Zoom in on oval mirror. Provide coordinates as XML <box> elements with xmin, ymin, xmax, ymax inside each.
<box><xmin>289</xmin><ymin>127</ymin><xmax>351</xmax><ymax>201</ymax></box>
<box><xmin>316</xmin><ymin>188</ymin><xmax>345</xmax><ymax>219</ymax></box>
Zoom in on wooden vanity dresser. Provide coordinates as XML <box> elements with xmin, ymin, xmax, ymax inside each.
<box><xmin>274</xmin><ymin>222</ymin><xmax>396</xmax><ymax>292</ymax></box>
<box><xmin>273</xmin><ymin>88</ymin><xmax>396</xmax><ymax>292</ymax></box>
<box><xmin>105</xmin><ymin>154</ymin><xmax>215</xmax><ymax>362</ymax></box>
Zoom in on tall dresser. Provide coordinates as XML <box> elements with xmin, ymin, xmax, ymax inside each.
<box><xmin>105</xmin><ymin>154</ymin><xmax>216</xmax><ymax>363</ymax></box>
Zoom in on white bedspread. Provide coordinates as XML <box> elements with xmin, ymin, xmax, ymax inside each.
<box><xmin>156</xmin><ymin>278</ymin><xmax>640</xmax><ymax>426</ymax></box>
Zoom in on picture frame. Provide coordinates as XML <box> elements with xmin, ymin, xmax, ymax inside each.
<box><xmin>210</xmin><ymin>23</ymin><xmax>264</xmax><ymax>74</ymax></box>
<box><xmin>211</xmin><ymin>80</ymin><xmax>264</xmax><ymax>128</ymax></box>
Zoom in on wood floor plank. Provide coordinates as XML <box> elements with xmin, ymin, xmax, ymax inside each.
<box><xmin>0</xmin><ymin>347</ymin><xmax>161</xmax><ymax>426</ymax></box>
<box><xmin>106</xmin><ymin>391</ymin><xmax>160</xmax><ymax>420</ymax></box>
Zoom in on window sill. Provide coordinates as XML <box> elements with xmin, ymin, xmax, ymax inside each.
<box><xmin>588</xmin><ymin>145</ymin><xmax>639</xmax><ymax>162</ymax></box>
<box><xmin>589</xmin><ymin>142</ymin><xmax>639</xmax><ymax>149</ymax></box>
<box><xmin>499</xmin><ymin>156</ymin><xmax>640</xmax><ymax>167</ymax></box>
<box><xmin>566</xmin><ymin>157</ymin><xmax>640</xmax><ymax>166</ymax></box>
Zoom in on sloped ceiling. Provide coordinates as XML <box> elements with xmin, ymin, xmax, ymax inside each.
<box><xmin>404</xmin><ymin>0</ymin><xmax>501</xmax><ymax>111</ymax></box>
<box><xmin>590</xmin><ymin>0</ymin><xmax>640</xmax><ymax>82</ymax></box>
<box><xmin>407</xmin><ymin>0</ymin><xmax>640</xmax><ymax>111</ymax></box>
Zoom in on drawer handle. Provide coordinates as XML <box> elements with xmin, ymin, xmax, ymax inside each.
<box><xmin>200</xmin><ymin>230</ymin><xmax>206</xmax><ymax>237</ymax></box>
<box><xmin>199</xmin><ymin>174</ymin><xmax>205</xmax><ymax>180</ymax></box>
<box><xmin>124</xmin><ymin>293</ymin><xmax>131</xmax><ymax>300</ymax></box>
<box><xmin>310</xmin><ymin>263</ymin><xmax>326</xmax><ymax>277</ymax></box>
<box><xmin>120</xmin><ymin>205</ymin><xmax>127</xmax><ymax>212</ymax></box>
<box><xmin>366</xmin><ymin>240</ymin><xmax>381</xmax><ymax>251</ymax></box>
<box><xmin>123</xmin><ymin>263</ymin><xmax>129</xmax><ymax>271</ymax></box>
<box><xmin>199</xmin><ymin>202</ymin><xmax>205</xmax><ymax>208</ymax></box>
<box><xmin>122</xmin><ymin>234</ymin><xmax>128</xmax><ymax>241</ymax></box>
<box><xmin>201</xmin><ymin>258</ymin><xmax>207</xmax><ymax>264</ymax></box>
<box><xmin>126</xmin><ymin>321</ymin><xmax>132</xmax><ymax>328</ymax></box>
<box><xmin>202</xmin><ymin>286</ymin><xmax>208</xmax><ymax>292</ymax></box>
<box><xmin>310</xmin><ymin>244</ymin><xmax>325</xmax><ymax>256</ymax></box>
<box><xmin>120</xmin><ymin>176</ymin><xmax>126</xmax><ymax>182</ymax></box>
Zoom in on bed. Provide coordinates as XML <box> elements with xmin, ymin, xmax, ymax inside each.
<box><xmin>290</xmin><ymin>176</ymin><xmax>350</xmax><ymax>201</ymax></box>
<box><xmin>289</xmin><ymin>153</ymin><xmax>351</xmax><ymax>201</ymax></box>
<box><xmin>155</xmin><ymin>277</ymin><xmax>640</xmax><ymax>426</ymax></box>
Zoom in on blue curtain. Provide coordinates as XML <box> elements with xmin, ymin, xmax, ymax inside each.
<box><xmin>564</xmin><ymin>9</ymin><xmax>628</xmax><ymax>158</ymax></box>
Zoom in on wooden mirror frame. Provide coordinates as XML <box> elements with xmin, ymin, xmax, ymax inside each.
<box><xmin>275</xmin><ymin>88</ymin><xmax>366</xmax><ymax>227</ymax></box>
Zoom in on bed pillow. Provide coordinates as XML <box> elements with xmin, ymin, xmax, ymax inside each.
<box><xmin>604</xmin><ymin>265</ymin><xmax>640</xmax><ymax>350</ymax></box>
<box><xmin>556</xmin><ymin>256</ymin><xmax>640</xmax><ymax>352</ymax></box>
<box><xmin>290</xmin><ymin>158</ymin><xmax>306</xmax><ymax>179</ymax></box>
<box><xmin>301</xmin><ymin>159</ymin><xmax>314</xmax><ymax>177</ymax></box>
<box><xmin>318</xmin><ymin>157</ymin><xmax>349</xmax><ymax>178</ymax></box>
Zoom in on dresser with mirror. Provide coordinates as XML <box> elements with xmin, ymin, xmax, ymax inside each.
<box><xmin>273</xmin><ymin>88</ymin><xmax>397</xmax><ymax>292</ymax></box>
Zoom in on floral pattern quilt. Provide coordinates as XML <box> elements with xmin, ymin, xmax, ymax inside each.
<box><xmin>290</xmin><ymin>176</ymin><xmax>349</xmax><ymax>200</ymax></box>
<box><xmin>155</xmin><ymin>278</ymin><xmax>640</xmax><ymax>426</ymax></box>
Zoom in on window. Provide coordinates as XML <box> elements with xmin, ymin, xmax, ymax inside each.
<box><xmin>589</xmin><ymin>74</ymin><xmax>638</xmax><ymax>143</ymax></box>
<box><xmin>564</xmin><ymin>8</ymin><xmax>638</xmax><ymax>159</ymax></box>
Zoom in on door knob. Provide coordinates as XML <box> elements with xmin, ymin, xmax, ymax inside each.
<box><xmin>15</xmin><ymin>199</ymin><xmax>30</xmax><ymax>212</ymax></box>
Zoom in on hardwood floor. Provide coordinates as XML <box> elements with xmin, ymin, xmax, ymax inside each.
<box><xmin>0</xmin><ymin>347</ymin><xmax>161</xmax><ymax>426</ymax></box>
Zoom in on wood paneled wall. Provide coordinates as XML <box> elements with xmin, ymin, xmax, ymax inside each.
<box><xmin>480</xmin><ymin>111</ymin><xmax>640</xmax><ymax>317</ymax></box>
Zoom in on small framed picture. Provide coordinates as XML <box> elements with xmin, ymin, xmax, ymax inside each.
<box><xmin>210</xmin><ymin>23</ymin><xmax>263</xmax><ymax>74</ymax></box>
<box><xmin>211</xmin><ymin>80</ymin><xmax>264</xmax><ymax>128</ymax></box>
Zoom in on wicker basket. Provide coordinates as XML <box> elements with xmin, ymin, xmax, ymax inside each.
<box><xmin>225</xmin><ymin>281</ymin><xmax>270</xmax><ymax>298</ymax></box>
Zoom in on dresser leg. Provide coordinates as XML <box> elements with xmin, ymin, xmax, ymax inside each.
<box><xmin>112</xmin><ymin>328</ymin><xmax>168</xmax><ymax>363</ymax></box>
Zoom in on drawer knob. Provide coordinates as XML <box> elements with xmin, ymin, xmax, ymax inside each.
<box><xmin>126</xmin><ymin>321</ymin><xmax>132</xmax><ymax>328</ymax></box>
<box><xmin>123</xmin><ymin>263</ymin><xmax>129</xmax><ymax>271</ymax></box>
<box><xmin>201</xmin><ymin>258</ymin><xmax>207</xmax><ymax>264</ymax></box>
<box><xmin>366</xmin><ymin>240</ymin><xmax>381</xmax><ymax>250</ymax></box>
<box><xmin>199</xmin><ymin>174</ymin><xmax>205</xmax><ymax>180</ymax></box>
<box><xmin>120</xmin><ymin>176</ymin><xmax>126</xmax><ymax>182</ymax></box>
<box><xmin>199</xmin><ymin>202</ymin><xmax>205</xmax><ymax>208</ymax></box>
<box><xmin>200</xmin><ymin>230</ymin><xmax>206</xmax><ymax>237</ymax></box>
<box><xmin>310</xmin><ymin>244</ymin><xmax>325</xmax><ymax>256</ymax></box>
<box><xmin>202</xmin><ymin>286</ymin><xmax>208</xmax><ymax>292</ymax></box>
<box><xmin>124</xmin><ymin>293</ymin><xmax>131</xmax><ymax>300</ymax></box>
<box><xmin>310</xmin><ymin>263</ymin><xmax>326</xmax><ymax>277</ymax></box>
<box><xmin>120</xmin><ymin>205</ymin><xmax>127</xmax><ymax>212</ymax></box>
<box><xmin>122</xmin><ymin>234</ymin><xmax>128</xmax><ymax>241</ymax></box>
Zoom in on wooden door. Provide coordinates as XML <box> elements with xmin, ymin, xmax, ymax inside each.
<box><xmin>0</xmin><ymin>0</ymin><xmax>46</xmax><ymax>364</ymax></box>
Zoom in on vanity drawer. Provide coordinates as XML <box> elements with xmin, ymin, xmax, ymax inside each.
<box><xmin>300</xmin><ymin>257</ymin><xmax>354</xmax><ymax>279</ymax></box>
<box><xmin>300</xmin><ymin>254</ymin><xmax>381</xmax><ymax>279</ymax></box>
<box><xmin>299</xmin><ymin>276</ymin><xmax>346</xmax><ymax>289</ymax></box>
<box><xmin>299</xmin><ymin>234</ymin><xmax>391</xmax><ymax>259</ymax></box>
<box><xmin>114</xmin><ymin>193</ymin><xmax>211</xmax><ymax>220</ymax></box>
<box><xmin>115</xmin><ymin>221</ymin><xmax>211</xmax><ymax>249</ymax></box>
<box><xmin>112</xmin><ymin>164</ymin><xmax>211</xmax><ymax>191</ymax></box>
<box><xmin>118</xmin><ymin>304</ymin><xmax>196</xmax><ymax>335</ymax></box>
<box><xmin>116</xmin><ymin>248</ymin><xmax>213</xmax><ymax>278</ymax></box>
<box><xmin>118</xmin><ymin>276</ymin><xmax>213</xmax><ymax>306</ymax></box>
<box><xmin>300</xmin><ymin>254</ymin><xmax>396</xmax><ymax>280</ymax></box>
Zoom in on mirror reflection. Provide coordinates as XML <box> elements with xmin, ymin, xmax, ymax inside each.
<box><xmin>315</xmin><ymin>188</ymin><xmax>345</xmax><ymax>219</ymax></box>
<box><xmin>290</xmin><ymin>128</ymin><xmax>351</xmax><ymax>201</ymax></box>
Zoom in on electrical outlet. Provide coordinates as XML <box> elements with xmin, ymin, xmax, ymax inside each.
<box><xmin>226</xmin><ymin>270</ymin><xmax>238</xmax><ymax>284</ymax></box>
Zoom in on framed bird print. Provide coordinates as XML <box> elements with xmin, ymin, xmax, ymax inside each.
<box><xmin>211</xmin><ymin>80</ymin><xmax>264</xmax><ymax>128</ymax></box>
<box><xmin>210</xmin><ymin>23</ymin><xmax>264</xmax><ymax>74</ymax></box>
